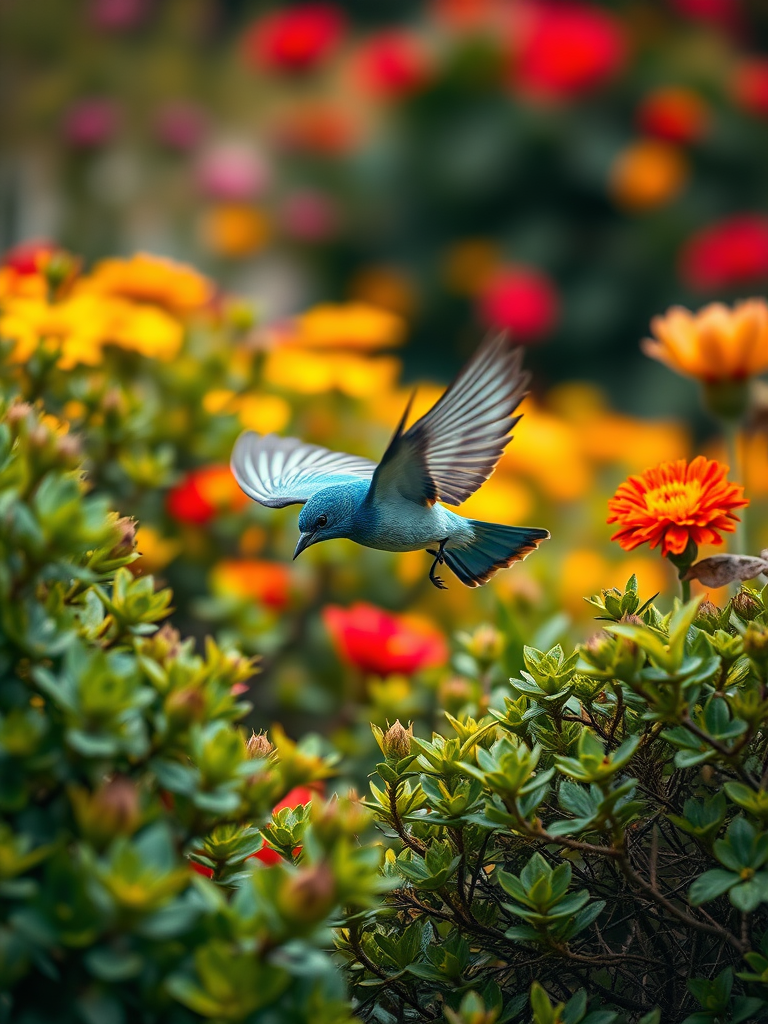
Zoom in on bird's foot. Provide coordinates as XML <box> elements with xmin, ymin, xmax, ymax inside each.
<box><xmin>427</xmin><ymin>540</ymin><xmax>448</xmax><ymax>590</ymax></box>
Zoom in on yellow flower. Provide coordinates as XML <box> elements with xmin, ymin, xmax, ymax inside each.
<box><xmin>643</xmin><ymin>299</ymin><xmax>768</xmax><ymax>383</ymax></box>
<box><xmin>81</xmin><ymin>253</ymin><xmax>213</xmax><ymax>314</ymax></box>
<box><xmin>499</xmin><ymin>402</ymin><xmax>592</xmax><ymax>501</ymax></box>
<box><xmin>236</xmin><ymin>393</ymin><xmax>291</xmax><ymax>433</ymax></box>
<box><xmin>264</xmin><ymin>347</ymin><xmax>400</xmax><ymax>397</ymax></box>
<box><xmin>202</xmin><ymin>389</ymin><xmax>237</xmax><ymax>414</ymax></box>
<box><xmin>0</xmin><ymin>291</ymin><xmax>183</xmax><ymax>368</ymax></box>
<box><xmin>0</xmin><ymin>295</ymin><xmax>105</xmax><ymax>368</ymax></box>
<box><xmin>609</xmin><ymin>139</ymin><xmax>688</xmax><ymax>212</ymax></box>
<box><xmin>560</xmin><ymin>549</ymin><xmax>670</xmax><ymax>615</ymax></box>
<box><xmin>292</xmin><ymin>302</ymin><xmax>406</xmax><ymax>350</ymax></box>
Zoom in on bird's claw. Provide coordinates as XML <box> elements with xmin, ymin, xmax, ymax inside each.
<box><xmin>430</xmin><ymin>574</ymin><xmax>447</xmax><ymax>590</ymax></box>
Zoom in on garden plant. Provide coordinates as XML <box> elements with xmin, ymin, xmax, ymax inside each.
<box><xmin>2</xmin><ymin>246</ymin><xmax>768</xmax><ymax>1023</ymax></box>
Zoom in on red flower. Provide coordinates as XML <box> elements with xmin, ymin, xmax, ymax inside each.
<box><xmin>668</xmin><ymin>0</ymin><xmax>743</xmax><ymax>31</ymax></box>
<box><xmin>2</xmin><ymin>241</ymin><xmax>55</xmax><ymax>275</ymax></box>
<box><xmin>607</xmin><ymin>456</ymin><xmax>748</xmax><ymax>558</ymax></box>
<box><xmin>166</xmin><ymin>466</ymin><xmax>248</xmax><ymax>526</ymax></box>
<box><xmin>636</xmin><ymin>87</ymin><xmax>709</xmax><ymax>144</ymax></box>
<box><xmin>351</xmin><ymin>31</ymin><xmax>432</xmax><ymax>99</ymax></box>
<box><xmin>323</xmin><ymin>602</ymin><xmax>448</xmax><ymax>677</ymax></box>
<box><xmin>679</xmin><ymin>215</ymin><xmax>768</xmax><ymax>292</ymax></box>
<box><xmin>732</xmin><ymin>60</ymin><xmax>768</xmax><ymax>119</ymax></box>
<box><xmin>513</xmin><ymin>3</ymin><xmax>627</xmax><ymax>99</ymax></box>
<box><xmin>242</xmin><ymin>4</ymin><xmax>345</xmax><ymax>74</ymax></box>
<box><xmin>478</xmin><ymin>266</ymin><xmax>559</xmax><ymax>343</ymax></box>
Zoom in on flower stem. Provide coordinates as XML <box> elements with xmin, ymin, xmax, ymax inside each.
<box><xmin>680</xmin><ymin>577</ymin><xmax>691</xmax><ymax>603</ymax></box>
<box><xmin>724</xmin><ymin>418</ymin><xmax>747</xmax><ymax>555</ymax></box>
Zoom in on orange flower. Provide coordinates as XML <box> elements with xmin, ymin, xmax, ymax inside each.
<box><xmin>609</xmin><ymin>139</ymin><xmax>688</xmax><ymax>212</ymax></box>
<box><xmin>643</xmin><ymin>300</ymin><xmax>768</xmax><ymax>383</ymax></box>
<box><xmin>81</xmin><ymin>253</ymin><xmax>213</xmax><ymax>314</ymax></box>
<box><xmin>607</xmin><ymin>456</ymin><xmax>748</xmax><ymax>557</ymax></box>
<box><xmin>211</xmin><ymin>559</ymin><xmax>292</xmax><ymax>611</ymax></box>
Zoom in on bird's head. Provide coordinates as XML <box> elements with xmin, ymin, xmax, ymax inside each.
<box><xmin>294</xmin><ymin>485</ymin><xmax>358</xmax><ymax>559</ymax></box>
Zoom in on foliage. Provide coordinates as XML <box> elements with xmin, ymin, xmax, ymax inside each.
<box><xmin>339</xmin><ymin>575</ymin><xmax>768</xmax><ymax>1022</ymax></box>
<box><xmin>0</xmin><ymin>400</ymin><xmax>385</xmax><ymax>1023</ymax></box>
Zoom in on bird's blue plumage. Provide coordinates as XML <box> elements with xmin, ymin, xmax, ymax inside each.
<box><xmin>231</xmin><ymin>333</ymin><xmax>550</xmax><ymax>587</ymax></box>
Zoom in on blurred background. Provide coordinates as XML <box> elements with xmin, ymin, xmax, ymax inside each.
<box><xmin>3</xmin><ymin>0</ymin><xmax>768</xmax><ymax>756</ymax></box>
<box><xmin>4</xmin><ymin>0</ymin><xmax>768</xmax><ymax>406</ymax></box>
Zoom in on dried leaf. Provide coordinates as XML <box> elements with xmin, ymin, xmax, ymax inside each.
<box><xmin>683</xmin><ymin>554</ymin><xmax>768</xmax><ymax>588</ymax></box>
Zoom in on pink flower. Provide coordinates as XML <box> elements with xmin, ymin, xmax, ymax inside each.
<box><xmin>281</xmin><ymin>191</ymin><xmax>338</xmax><ymax>241</ymax></box>
<box><xmin>62</xmin><ymin>98</ymin><xmax>119</xmax><ymax>148</ymax></box>
<box><xmin>89</xmin><ymin>0</ymin><xmax>148</xmax><ymax>31</ymax></box>
<box><xmin>732</xmin><ymin>60</ymin><xmax>768</xmax><ymax>119</ymax></box>
<box><xmin>478</xmin><ymin>266</ymin><xmax>559</xmax><ymax>343</ymax></box>
<box><xmin>679</xmin><ymin>215</ymin><xmax>768</xmax><ymax>291</ymax></box>
<box><xmin>196</xmin><ymin>143</ymin><xmax>270</xmax><ymax>201</ymax></box>
<box><xmin>154</xmin><ymin>101</ymin><xmax>208</xmax><ymax>151</ymax></box>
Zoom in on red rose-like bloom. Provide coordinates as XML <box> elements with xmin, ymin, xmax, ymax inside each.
<box><xmin>679</xmin><ymin>215</ymin><xmax>768</xmax><ymax>292</ymax></box>
<box><xmin>2</xmin><ymin>241</ymin><xmax>55</xmax><ymax>275</ymax></box>
<box><xmin>636</xmin><ymin>87</ymin><xmax>709</xmax><ymax>144</ymax></box>
<box><xmin>607</xmin><ymin>456</ymin><xmax>748</xmax><ymax>557</ymax></box>
<box><xmin>242</xmin><ymin>4</ymin><xmax>345</xmax><ymax>74</ymax></box>
<box><xmin>732</xmin><ymin>60</ymin><xmax>768</xmax><ymax>119</ymax></box>
<box><xmin>514</xmin><ymin>3</ymin><xmax>627</xmax><ymax>99</ymax></box>
<box><xmin>167</xmin><ymin>466</ymin><xmax>248</xmax><ymax>526</ymax></box>
<box><xmin>352</xmin><ymin>31</ymin><xmax>432</xmax><ymax>99</ymax></box>
<box><xmin>211</xmin><ymin>559</ymin><xmax>292</xmax><ymax>611</ymax></box>
<box><xmin>323</xmin><ymin>603</ymin><xmax>448</xmax><ymax>677</ymax></box>
<box><xmin>478</xmin><ymin>266</ymin><xmax>559</xmax><ymax>343</ymax></box>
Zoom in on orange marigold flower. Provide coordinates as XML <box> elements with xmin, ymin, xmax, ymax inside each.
<box><xmin>81</xmin><ymin>252</ymin><xmax>213</xmax><ymax>314</ymax></box>
<box><xmin>643</xmin><ymin>299</ymin><xmax>768</xmax><ymax>382</ymax></box>
<box><xmin>607</xmin><ymin>456</ymin><xmax>748</xmax><ymax>557</ymax></box>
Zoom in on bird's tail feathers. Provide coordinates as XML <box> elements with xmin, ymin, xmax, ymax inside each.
<box><xmin>443</xmin><ymin>521</ymin><xmax>549</xmax><ymax>588</ymax></box>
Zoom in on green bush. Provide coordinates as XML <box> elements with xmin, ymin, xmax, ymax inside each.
<box><xmin>0</xmin><ymin>400</ymin><xmax>385</xmax><ymax>1024</ymax></box>
<box><xmin>341</xmin><ymin>578</ymin><xmax>768</xmax><ymax>1023</ymax></box>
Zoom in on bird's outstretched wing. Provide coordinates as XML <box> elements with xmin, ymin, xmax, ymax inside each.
<box><xmin>370</xmin><ymin>334</ymin><xmax>528</xmax><ymax>507</ymax></box>
<box><xmin>231</xmin><ymin>432</ymin><xmax>377</xmax><ymax>508</ymax></box>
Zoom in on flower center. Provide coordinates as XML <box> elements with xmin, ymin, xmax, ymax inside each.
<box><xmin>644</xmin><ymin>480</ymin><xmax>701</xmax><ymax>519</ymax></box>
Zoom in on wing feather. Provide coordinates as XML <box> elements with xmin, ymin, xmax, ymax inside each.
<box><xmin>370</xmin><ymin>334</ymin><xmax>529</xmax><ymax>507</ymax></box>
<box><xmin>231</xmin><ymin>432</ymin><xmax>376</xmax><ymax>508</ymax></box>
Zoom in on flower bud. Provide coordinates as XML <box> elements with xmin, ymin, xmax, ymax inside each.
<box><xmin>381</xmin><ymin>720</ymin><xmax>412</xmax><ymax>760</ymax></box>
<box><xmin>55</xmin><ymin>433</ymin><xmax>82</xmax><ymax>466</ymax></box>
<box><xmin>459</xmin><ymin>624</ymin><xmax>505</xmax><ymax>664</ymax></box>
<box><xmin>732</xmin><ymin>590</ymin><xmax>762</xmax><ymax>622</ymax></box>
<box><xmin>165</xmin><ymin>684</ymin><xmax>206</xmax><ymax>723</ymax></box>
<box><xmin>695</xmin><ymin>599</ymin><xmax>721</xmax><ymax>633</ymax></box>
<box><xmin>5</xmin><ymin>402</ymin><xmax>32</xmax><ymax>427</ymax></box>
<box><xmin>277</xmin><ymin>861</ymin><xmax>337</xmax><ymax>925</ymax></box>
<box><xmin>744</xmin><ymin>623</ymin><xmax>768</xmax><ymax>664</ymax></box>
<box><xmin>70</xmin><ymin>776</ymin><xmax>141</xmax><ymax>848</ymax></box>
<box><xmin>109</xmin><ymin>516</ymin><xmax>137</xmax><ymax>560</ymax></box>
<box><xmin>581</xmin><ymin>632</ymin><xmax>615</xmax><ymax>670</ymax></box>
<box><xmin>247</xmin><ymin>731</ymin><xmax>274</xmax><ymax>759</ymax></box>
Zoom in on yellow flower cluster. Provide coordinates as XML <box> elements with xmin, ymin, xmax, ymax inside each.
<box><xmin>0</xmin><ymin>253</ymin><xmax>212</xmax><ymax>369</ymax></box>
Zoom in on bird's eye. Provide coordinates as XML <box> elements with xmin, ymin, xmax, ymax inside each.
<box><xmin>316</xmin><ymin>514</ymin><xmax>328</xmax><ymax>528</ymax></box>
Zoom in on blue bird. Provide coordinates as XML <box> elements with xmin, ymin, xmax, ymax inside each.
<box><xmin>231</xmin><ymin>333</ymin><xmax>549</xmax><ymax>588</ymax></box>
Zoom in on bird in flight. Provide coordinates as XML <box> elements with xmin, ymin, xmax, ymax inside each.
<box><xmin>231</xmin><ymin>333</ymin><xmax>549</xmax><ymax>588</ymax></box>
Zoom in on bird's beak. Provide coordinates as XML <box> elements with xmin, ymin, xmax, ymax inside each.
<box><xmin>293</xmin><ymin>531</ymin><xmax>315</xmax><ymax>560</ymax></box>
